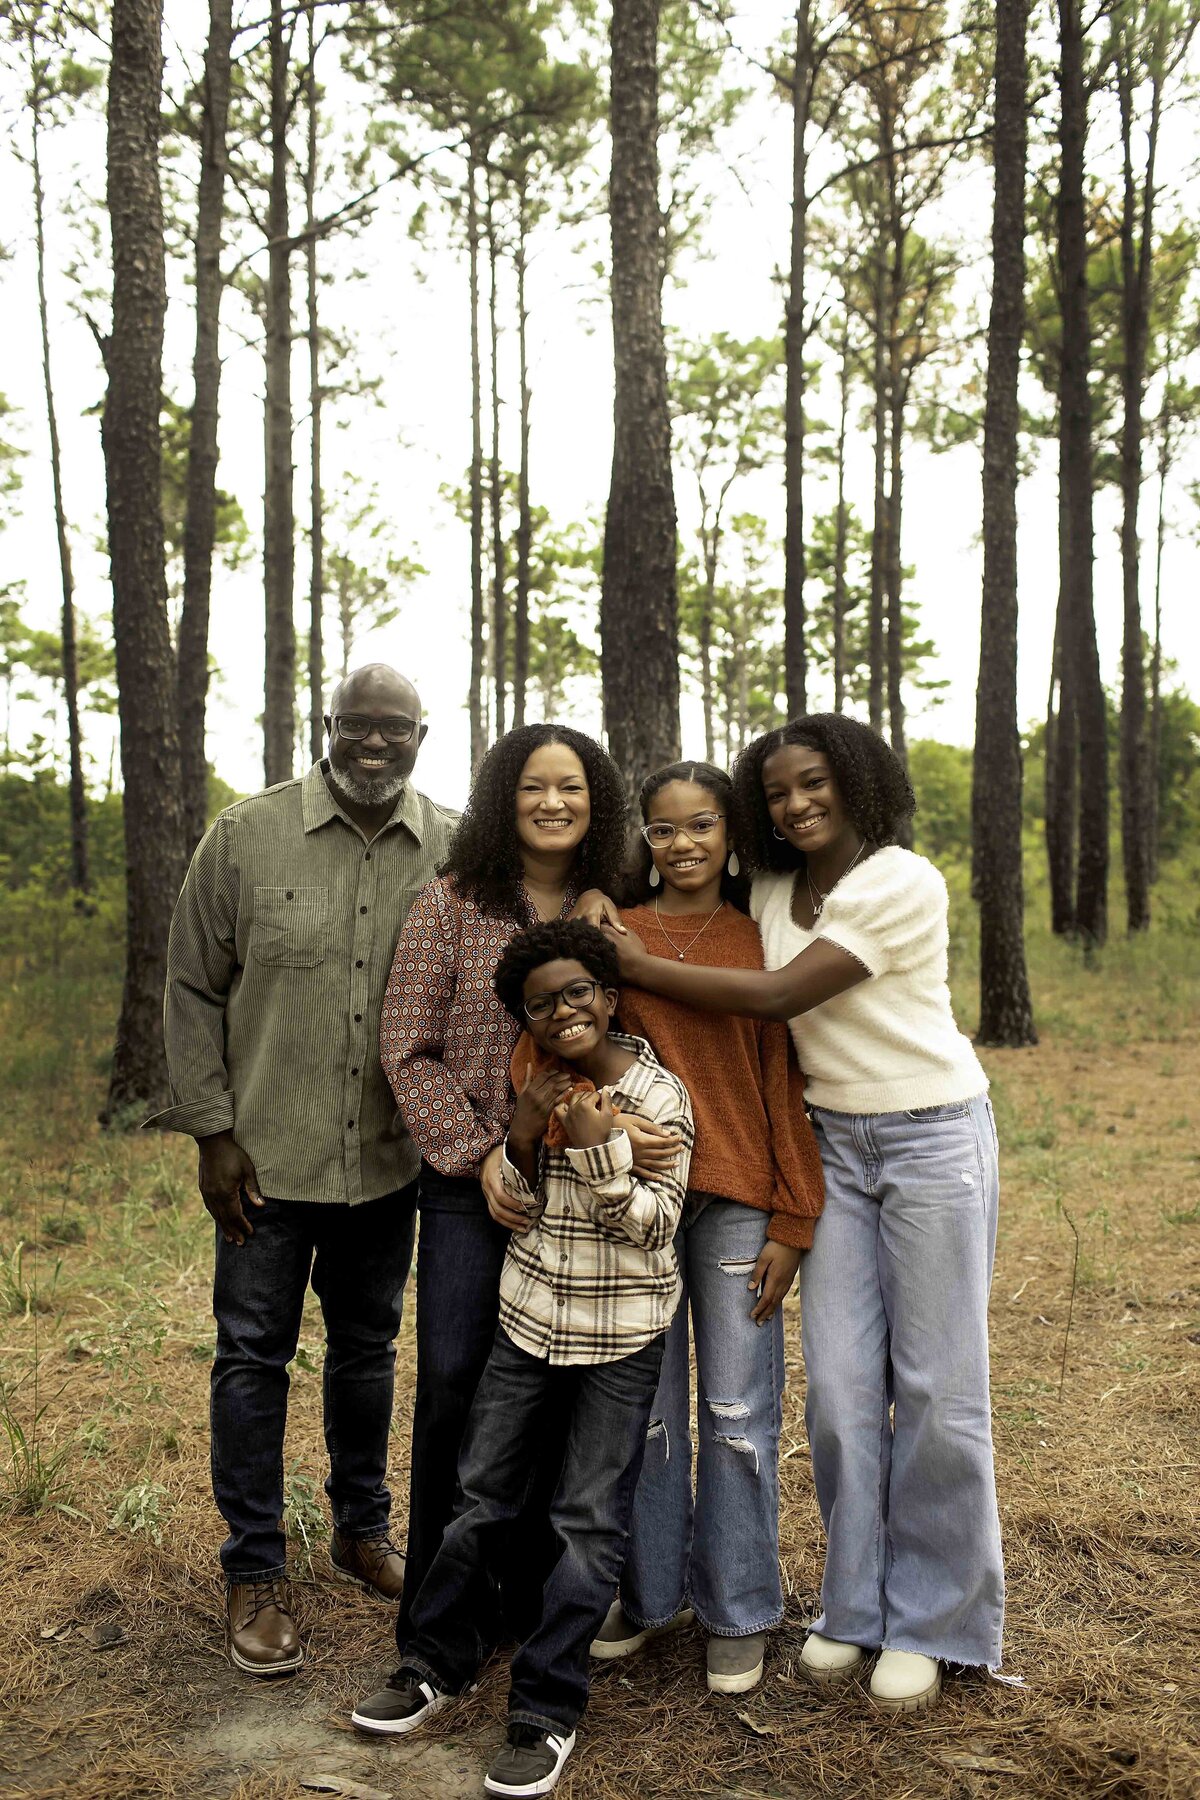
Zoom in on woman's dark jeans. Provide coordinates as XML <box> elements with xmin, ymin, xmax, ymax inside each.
<box><xmin>398</xmin><ymin>1163</ymin><xmax>561</xmax><ymax>1649</ymax></box>
<box><xmin>403</xmin><ymin>1325</ymin><xmax>665</xmax><ymax>1736</ymax></box>
<box><xmin>211</xmin><ymin>1185</ymin><xmax>417</xmax><ymax>1581</ymax></box>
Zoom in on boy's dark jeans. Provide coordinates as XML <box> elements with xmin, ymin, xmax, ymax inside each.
<box><xmin>403</xmin><ymin>1324</ymin><xmax>665</xmax><ymax>1737</ymax></box>
<box><xmin>211</xmin><ymin>1185</ymin><xmax>417</xmax><ymax>1580</ymax></box>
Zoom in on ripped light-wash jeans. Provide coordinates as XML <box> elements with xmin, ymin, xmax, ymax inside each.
<box><xmin>802</xmin><ymin>1095</ymin><xmax>1005</xmax><ymax>1668</ymax></box>
<box><xmin>619</xmin><ymin>1196</ymin><xmax>785</xmax><ymax>1637</ymax></box>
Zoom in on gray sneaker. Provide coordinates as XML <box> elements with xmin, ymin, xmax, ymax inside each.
<box><xmin>350</xmin><ymin>1667</ymin><xmax>452</xmax><ymax>1735</ymax></box>
<box><xmin>706</xmin><ymin>1631</ymin><xmax>766</xmax><ymax>1694</ymax></box>
<box><xmin>483</xmin><ymin>1723</ymin><xmax>576</xmax><ymax>1797</ymax></box>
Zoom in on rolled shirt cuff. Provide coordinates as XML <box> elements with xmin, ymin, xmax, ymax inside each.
<box><xmin>142</xmin><ymin>1094</ymin><xmax>236</xmax><ymax>1138</ymax></box>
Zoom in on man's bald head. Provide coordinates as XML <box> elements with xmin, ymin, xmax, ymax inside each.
<box><xmin>328</xmin><ymin>663</ymin><xmax>422</xmax><ymax>722</ymax></box>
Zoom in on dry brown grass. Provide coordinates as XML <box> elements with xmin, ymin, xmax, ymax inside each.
<box><xmin>1</xmin><ymin>912</ymin><xmax>1198</xmax><ymax>1798</ymax></box>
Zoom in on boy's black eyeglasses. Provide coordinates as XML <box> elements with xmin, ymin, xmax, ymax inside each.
<box><xmin>334</xmin><ymin>713</ymin><xmax>419</xmax><ymax>744</ymax></box>
<box><xmin>524</xmin><ymin>979</ymin><xmax>600</xmax><ymax>1021</ymax></box>
<box><xmin>640</xmin><ymin>812</ymin><xmax>723</xmax><ymax>850</ymax></box>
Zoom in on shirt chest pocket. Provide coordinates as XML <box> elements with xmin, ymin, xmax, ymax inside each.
<box><xmin>251</xmin><ymin>886</ymin><xmax>330</xmax><ymax>968</ymax></box>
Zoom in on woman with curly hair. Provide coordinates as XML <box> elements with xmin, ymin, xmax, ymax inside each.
<box><xmin>585</xmin><ymin>716</ymin><xmax>1003</xmax><ymax>1712</ymax></box>
<box><xmin>588</xmin><ymin>761</ymin><xmax>824</xmax><ymax>1697</ymax></box>
<box><xmin>380</xmin><ymin>724</ymin><xmax>634</xmax><ymax>1652</ymax></box>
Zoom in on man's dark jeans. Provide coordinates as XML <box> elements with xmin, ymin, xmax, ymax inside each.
<box><xmin>403</xmin><ymin>1324</ymin><xmax>665</xmax><ymax>1737</ymax></box>
<box><xmin>211</xmin><ymin>1184</ymin><xmax>417</xmax><ymax>1581</ymax></box>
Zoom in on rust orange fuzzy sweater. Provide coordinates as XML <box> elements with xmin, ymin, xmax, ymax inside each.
<box><xmin>616</xmin><ymin>902</ymin><xmax>825</xmax><ymax>1250</ymax></box>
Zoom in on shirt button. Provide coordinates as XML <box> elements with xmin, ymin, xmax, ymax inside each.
<box><xmin>347</xmin><ymin>1120</ymin><xmax>355</xmax><ymax>1130</ymax></box>
<box><xmin>364</xmin><ymin>851</ymin><xmax>372</xmax><ymax>861</ymax></box>
<box><xmin>359</xmin><ymin>905</ymin><xmax>368</xmax><ymax>914</ymax></box>
<box><xmin>354</xmin><ymin>1013</ymin><xmax>362</xmax><ymax>1023</ymax></box>
<box><xmin>561</xmin><ymin>1253</ymin><xmax>568</xmax><ymax>1265</ymax></box>
<box><xmin>351</xmin><ymin>1067</ymin><xmax>360</xmax><ymax>1077</ymax></box>
<box><xmin>355</xmin><ymin>959</ymin><xmax>364</xmax><ymax>969</ymax></box>
<box><xmin>285</xmin><ymin>889</ymin><xmax>294</xmax><ymax>899</ymax></box>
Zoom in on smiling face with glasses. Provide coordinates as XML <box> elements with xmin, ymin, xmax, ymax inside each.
<box><xmin>323</xmin><ymin>667</ymin><xmax>428</xmax><ymax>813</ymax></box>
<box><xmin>639</xmin><ymin>778</ymin><xmax>733</xmax><ymax>909</ymax></box>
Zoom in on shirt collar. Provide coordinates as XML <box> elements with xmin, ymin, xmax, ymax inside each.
<box><xmin>302</xmin><ymin>760</ymin><xmax>426</xmax><ymax>844</ymax></box>
<box><xmin>607</xmin><ymin>1032</ymin><xmax>662</xmax><ymax>1112</ymax></box>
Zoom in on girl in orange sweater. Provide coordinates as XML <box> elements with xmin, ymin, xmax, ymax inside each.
<box><xmin>589</xmin><ymin>762</ymin><xmax>824</xmax><ymax>1696</ymax></box>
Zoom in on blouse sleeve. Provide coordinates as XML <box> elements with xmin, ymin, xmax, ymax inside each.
<box><xmin>815</xmin><ymin>851</ymin><xmax>946</xmax><ymax>978</ymax></box>
<box><xmin>379</xmin><ymin>879</ymin><xmax>506</xmax><ymax>1172</ymax></box>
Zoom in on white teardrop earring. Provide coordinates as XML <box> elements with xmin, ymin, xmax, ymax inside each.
<box><xmin>649</xmin><ymin>865</ymin><xmax>661</xmax><ymax>888</ymax></box>
<box><xmin>726</xmin><ymin>851</ymin><xmax>740</xmax><ymax>878</ymax></box>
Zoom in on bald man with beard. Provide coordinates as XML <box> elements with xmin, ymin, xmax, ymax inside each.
<box><xmin>149</xmin><ymin>664</ymin><xmax>456</xmax><ymax>1677</ymax></box>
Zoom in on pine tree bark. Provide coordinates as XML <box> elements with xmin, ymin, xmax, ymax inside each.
<box><xmin>1115</xmin><ymin>47</ymin><xmax>1160</xmax><ymax>931</ymax></box>
<box><xmin>974</xmin><ymin>0</ymin><xmax>1036</xmax><ymax>1047</ymax></box>
<box><xmin>486</xmin><ymin>170</ymin><xmax>507</xmax><ymax>739</ymax></box>
<box><xmin>513</xmin><ymin>174</ymin><xmax>531</xmax><ymax>731</ymax></box>
<box><xmin>1045</xmin><ymin>524</ymin><xmax>1079</xmax><ymax>934</ymax></box>
<box><xmin>783</xmin><ymin>0</ymin><xmax>812</xmax><ymax>718</ymax></box>
<box><xmin>1057</xmin><ymin>0</ymin><xmax>1107</xmax><ymax>946</ymax></box>
<box><xmin>262</xmin><ymin>0</ymin><xmax>295</xmax><ymax>787</ymax></box>
<box><xmin>467</xmin><ymin>147</ymin><xmax>486</xmax><ymax>767</ymax></box>
<box><xmin>832</xmin><ymin>313</ymin><xmax>851</xmax><ymax>715</ymax></box>
<box><xmin>1147</xmin><ymin>457</ymin><xmax>1165</xmax><ymax>884</ymax></box>
<box><xmin>305</xmin><ymin>15</ymin><xmax>324</xmax><ymax>765</ymax></box>
<box><xmin>867</xmin><ymin>238</ymin><xmax>888</xmax><ymax>734</ymax></box>
<box><xmin>179</xmin><ymin>0</ymin><xmax>233</xmax><ymax>851</ymax></box>
<box><xmin>29</xmin><ymin>37</ymin><xmax>89</xmax><ymax>891</ymax></box>
<box><xmin>602</xmin><ymin>0</ymin><xmax>680</xmax><ymax>800</ymax></box>
<box><xmin>885</xmin><ymin>372</ymin><xmax>907</xmax><ymax>765</ymax></box>
<box><xmin>102</xmin><ymin>0</ymin><xmax>185</xmax><ymax>1122</ymax></box>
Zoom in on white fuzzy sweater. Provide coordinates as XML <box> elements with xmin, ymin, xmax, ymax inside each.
<box><xmin>751</xmin><ymin>847</ymin><xmax>987</xmax><ymax>1116</ymax></box>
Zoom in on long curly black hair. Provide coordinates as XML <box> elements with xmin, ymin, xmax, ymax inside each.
<box><xmin>731</xmin><ymin>714</ymin><xmax>916</xmax><ymax>874</ymax></box>
<box><xmin>618</xmin><ymin>760</ymin><xmax>751</xmax><ymax>913</ymax></box>
<box><xmin>493</xmin><ymin>919</ymin><xmax>620</xmax><ymax>1023</ymax></box>
<box><xmin>440</xmin><ymin>723</ymin><xmax>628</xmax><ymax>919</ymax></box>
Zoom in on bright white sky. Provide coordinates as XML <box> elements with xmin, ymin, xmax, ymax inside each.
<box><xmin>2</xmin><ymin>0</ymin><xmax>1197</xmax><ymax>813</ymax></box>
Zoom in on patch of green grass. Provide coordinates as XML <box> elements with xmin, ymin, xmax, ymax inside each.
<box><xmin>109</xmin><ymin>1480</ymin><xmax>170</xmax><ymax>1544</ymax></box>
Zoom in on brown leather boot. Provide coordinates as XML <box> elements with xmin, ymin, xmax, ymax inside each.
<box><xmin>330</xmin><ymin>1528</ymin><xmax>406</xmax><ymax>1601</ymax></box>
<box><xmin>226</xmin><ymin>1580</ymin><xmax>304</xmax><ymax>1675</ymax></box>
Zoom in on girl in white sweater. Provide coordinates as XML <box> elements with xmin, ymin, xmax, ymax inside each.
<box><xmin>591</xmin><ymin>715</ymin><xmax>1003</xmax><ymax>1713</ymax></box>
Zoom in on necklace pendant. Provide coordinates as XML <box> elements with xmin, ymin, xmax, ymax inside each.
<box><xmin>677</xmin><ymin>950</ymin><xmax>685</xmax><ymax>961</ymax></box>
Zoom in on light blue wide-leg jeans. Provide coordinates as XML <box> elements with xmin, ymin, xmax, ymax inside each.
<box><xmin>620</xmin><ymin>1197</ymin><xmax>785</xmax><ymax>1637</ymax></box>
<box><xmin>801</xmin><ymin>1094</ymin><xmax>1004</xmax><ymax>1668</ymax></box>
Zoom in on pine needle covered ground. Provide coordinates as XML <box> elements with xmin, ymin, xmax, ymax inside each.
<box><xmin>1</xmin><ymin>868</ymin><xmax>1198</xmax><ymax>1800</ymax></box>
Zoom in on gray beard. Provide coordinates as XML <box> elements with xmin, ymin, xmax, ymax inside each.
<box><xmin>327</xmin><ymin>760</ymin><xmax>407</xmax><ymax>811</ymax></box>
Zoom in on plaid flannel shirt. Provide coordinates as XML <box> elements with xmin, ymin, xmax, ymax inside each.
<box><xmin>498</xmin><ymin>1034</ymin><xmax>694</xmax><ymax>1367</ymax></box>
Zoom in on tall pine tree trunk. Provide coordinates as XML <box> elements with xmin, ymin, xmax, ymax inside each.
<box><xmin>1116</xmin><ymin>50</ymin><xmax>1160</xmax><ymax>931</ymax></box>
<box><xmin>783</xmin><ymin>0</ymin><xmax>812</xmax><ymax>717</ymax></box>
<box><xmin>1147</xmin><ymin>454</ymin><xmax>1166</xmax><ymax>884</ymax></box>
<box><xmin>1057</xmin><ymin>0</ymin><xmax>1107</xmax><ymax>946</ymax></box>
<box><xmin>305</xmin><ymin>14</ymin><xmax>324</xmax><ymax>764</ymax></box>
<box><xmin>832</xmin><ymin>311</ymin><xmax>851</xmax><ymax>715</ymax></box>
<box><xmin>29</xmin><ymin>41</ymin><xmax>88</xmax><ymax>891</ymax></box>
<box><xmin>1046</xmin><ymin>497</ymin><xmax>1079</xmax><ymax>934</ymax></box>
<box><xmin>486</xmin><ymin>169</ymin><xmax>507</xmax><ymax>739</ymax></box>
<box><xmin>179</xmin><ymin>0</ymin><xmax>233</xmax><ymax>851</ymax></box>
<box><xmin>102</xmin><ymin>0</ymin><xmax>185</xmax><ymax>1121</ymax></box>
<box><xmin>974</xmin><ymin>0</ymin><xmax>1036</xmax><ymax>1046</ymax></box>
<box><xmin>513</xmin><ymin>174</ymin><xmax>531</xmax><ymax>731</ymax></box>
<box><xmin>885</xmin><ymin>373</ymin><xmax>907</xmax><ymax>765</ymax></box>
<box><xmin>602</xmin><ymin>0</ymin><xmax>680</xmax><ymax>800</ymax></box>
<box><xmin>867</xmin><ymin>237</ymin><xmax>888</xmax><ymax>734</ymax></box>
<box><xmin>467</xmin><ymin>146</ymin><xmax>485</xmax><ymax>767</ymax></box>
<box><xmin>263</xmin><ymin>0</ymin><xmax>295</xmax><ymax>787</ymax></box>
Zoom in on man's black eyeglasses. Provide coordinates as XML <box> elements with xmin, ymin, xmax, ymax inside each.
<box><xmin>334</xmin><ymin>714</ymin><xmax>419</xmax><ymax>745</ymax></box>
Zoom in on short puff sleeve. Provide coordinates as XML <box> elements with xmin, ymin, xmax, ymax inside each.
<box><xmin>815</xmin><ymin>850</ymin><xmax>946</xmax><ymax>978</ymax></box>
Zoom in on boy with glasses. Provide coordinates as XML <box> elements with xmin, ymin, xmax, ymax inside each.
<box><xmin>352</xmin><ymin>919</ymin><xmax>693</xmax><ymax>1797</ymax></box>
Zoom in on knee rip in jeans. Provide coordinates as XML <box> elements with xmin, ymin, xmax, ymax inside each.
<box><xmin>646</xmin><ymin>1416</ymin><xmax>670</xmax><ymax>1462</ymax></box>
<box><xmin>706</xmin><ymin>1400</ymin><xmax>760</xmax><ymax>1476</ymax></box>
<box><xmin>717</xmin><ymin>1257</ymin><xmax>757</xmax><ymax>1278</ymax></box>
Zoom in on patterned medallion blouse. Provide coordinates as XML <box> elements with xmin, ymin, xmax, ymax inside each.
<box><xmin>380</xmin><ymin>874</ymin><xmax>577</xmax><ymax>1180</ymax></box>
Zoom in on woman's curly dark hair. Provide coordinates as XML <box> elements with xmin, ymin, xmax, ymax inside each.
<box><xmin>617</xmin><ymin>761</ymin><xmax>750</xmax><ymax>912</ymax></box>
<box><xmin>731</xmin><ymin>714</ymin><xmax>916</xmax><ymax>874</ymax></box>
<box><xmin>441</xmin><ymin>724</ymin><xmax>628</xmax><ymax>919</ymax></box>
<box><xmin>493</xmin><ymin>919</ymin><xmax>620</xmax><ymax>1023</ymax></box>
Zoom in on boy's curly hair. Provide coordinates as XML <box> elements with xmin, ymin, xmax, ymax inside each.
<box><xmin>493</xmin><ymin>919</ymin><xmax>620</xmax><ymax>1023</ymax></box>
<box><xmin>440</xmin><ymin>724</ymin><xmax>627</xmax><ymax>920</ymax></box>
<box><xmin>732</xmin><ymin>713</ymin><xmax>916</xmax><ymax>874</ymax></box>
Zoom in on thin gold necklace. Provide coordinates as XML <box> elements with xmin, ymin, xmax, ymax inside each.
<box><xmin>806</xmin><ymin>838</ymin><xmax>867</xmax><ymax>919</ymax></box>
<box><xmin>654</xmin><ymin>894</ymin><xmax>725</xmax><ymax>961</ymax></box>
